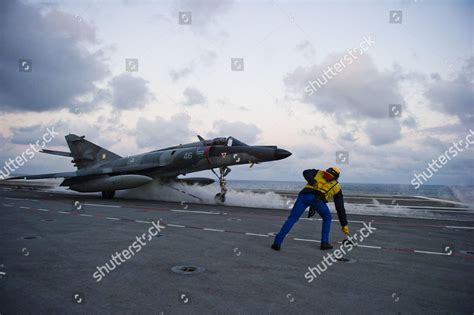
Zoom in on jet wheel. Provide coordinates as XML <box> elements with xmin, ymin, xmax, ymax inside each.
<box><xmin>215</xmin><ymin>193</ymin><xmax>226</xmax><ymax>203</ymax></box>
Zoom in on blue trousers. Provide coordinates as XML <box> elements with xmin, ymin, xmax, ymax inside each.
<box><xmin>274</xmin><ymin>192</ymin><xmax>332</xmax><ymax>245</ymax></box>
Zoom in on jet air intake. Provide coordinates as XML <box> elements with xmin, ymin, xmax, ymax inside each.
<box><xmin>69</xmin><ymin>175</ymin><xmax>152</xmax><ymax>192</ymax></box>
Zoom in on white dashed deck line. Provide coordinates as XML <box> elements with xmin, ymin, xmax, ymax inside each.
<box><xmin>171</xmin><ymin>209</ymin><xmax>221</xmax><ymax>215</ymax></box>
<box><xmin>302</xmin><ymin>218</ymin><xmax>366</xmax><ymax>224</ymax></box>
<box><xmin>83</xmin><ymin>203</ymin><xmax>121</xmax><ymax>208</ymax></box>
<box><xmin>353</xmin><ymin>203</ymin><xmax>472</xmax><ymax>212</ymax></box>
<box><xmin>294</xmin><ymin>239</ymin><xmax>379</xmax><ymax>249</ymax></box>
<box><xmin>294</xmin><ymin>238</ymin><xmax>320</xmax><ymax>243</ymax></box>
<box><xmin>167</xmin><ymin>224</ymin><xmax>185</xmax><ymax>228</ymax></box>
<box><xmin>106</xmin><ymin>217</ymin><xmax>120</xmax><ymax>221</ymax></box>
<box><xmin>413</xmin><ymin>250</ymin><xmax>450</xmax><ymax>256</ymax></box>
<box><xmin>347</xmin><ymin>196</ymin><xmax>421</xmax><ymax>201</ymax></box>
<box><xmin>80</xmin><ymin>214</ymin><xmax>93</xmax><ymax>217</ymax></box>
<box><xmin>245</xmin><ymin>233</ymin><xmax>269</xmax><ymax>237</ymax></box>
<box><xmin>19</xmin><ymin>206</ymin><xmax>30</xmax><ymax>209</ymax></box>
<box><xmin>203</xmin><ymin>228</ymin><xmax>225</xmax><ymax>232</ymax></box>
<box><xmin>37</xmin><ymin>209</ymin><xmax>49</xmax><ymax>212</ymax></box>
<box><xmin>445</xmin><ymin>226</ymin><xmax>474</xmax><ymax>230</ymax></box>
<box><xmin>5</xmin><ymin>197</ymin><xmax>39</xmax><ymax>202</ymax></box>
<box><xmin>357</xmin><ymin>244</ymin><xmax>382</xmax><ymax>249</ymax></box>
<box><xmin>135</xmin><ymin>220</ymin><xmax>151</xmax><ymax>224</ymax></box>
<box><xmin>58</xmin><ymin>211</ymin><xmax>70</xmax><ymax>214</ymax></box>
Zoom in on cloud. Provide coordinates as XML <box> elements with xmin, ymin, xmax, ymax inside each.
<box><xmin>200</xmin><ymin>50</ymin><xmax>218</xmax><ymax>66</ymax></box>
<box><xmin>0</xmin><ymin>0</ymin><xmax>109</xmax><ymax>112</ymax></box>
<box><xmin>207</xmin><ymin>121</ymin><xmax>261</xmax><ymax>144</ymax></box>
<box><xmin>425</xmin><ymin>58</ymin><xmax>474</xmax><ymax>127</ymax></box>
<box><xmin>10</xmin><ymin>125</ymin><xmax>63</xmax><ymax>147</ymax></box>
<box><xmin>284</xmin><ymin>52</ymin><xmax>406</xmax><ymax>145</ymax></box>
<box><xmin>364</xmin><ymin>119</ymin><xmax>401</xmax><ymax>146</ymax></box>
<box><xmin>289</xmin><ymin>144</ymin><xmax>324</xmax><ymax>160</ymax></box>
<box><xmin>401</xmin><ymin>116</ymin><xmax>417</xmax><ymax>129</ymax></box>
<box><xmin>135</xmin><ymin>113</ymin><xmax>196</xmax><ymax>149</ymax></box>
<box><xmin>68</xmin><ymin>85</ymin><xmax>112</xmax><ymax>114</ymax></box>
<box><xmin>7</xmin><ymin>118</ymin><xmax>118</xmax><ymax>149</ymax></box>
<box><xmin>169</xmin><ymin>50</ymin><xmax>217</xmax><ymax>82</ymax></box>
<box><xmin>169</xmin><ymin>66</ymin><xmax>194</xmax><ymax>82</ymax></box>
<box><xmin>300</xmin><ymin>126</ymin><xmax>328</xmax><ymax>139</ymax></box>
<box><xmin>109</xmin><ymin>74</ymin><xmax>155</xmax><ymax>110</ymax></box>
<box><xmin>182</xmin><ymin>87</ymin><xmax>206</xmax><ymax>106</ymax></box>
<box><xmin>284</xmin><ymin>53</ymin><xmax>404</xmax><ymax>120</ymax></box>
<box><xmin>338</xmin><ymin>130</ymin><xmax>359</xmax><ymax>144</ymax></box>
<box><xmin>296</xmin><ymin>40</ymin><xmax>316</xmax><ymax>60</ymax></box>
<box><xmin>174</xmin><ymin>0</ymin><xmax>234</xmax><ymax>33</ymax></box>
<box><xmin>44</xmin><ymin>9</ymin><xmax>98</xmax><ymax>43</ymax></box>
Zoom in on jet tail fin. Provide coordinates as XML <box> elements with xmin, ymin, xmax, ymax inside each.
<box><xmin>65</xmin><ymin>134</ymin><xmax>121</xmax><ymax>169</ymax></box>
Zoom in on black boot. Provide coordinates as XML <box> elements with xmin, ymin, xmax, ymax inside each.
<box><xmin>320</xmin><ymin>242</ymin><xmax>333</xmax><ymax>250</ymax></box>
<box><xmin>271</xmin><ymin>243</ymin><xmax>281</xmax><ymax>251</ymax></box>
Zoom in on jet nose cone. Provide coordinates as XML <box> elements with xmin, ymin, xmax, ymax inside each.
<box><xmin>275</xmin><ymin>148</ymin><xmax>292</xmax><ymax>160</ymax></box>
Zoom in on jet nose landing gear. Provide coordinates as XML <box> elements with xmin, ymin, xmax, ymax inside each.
<box><xmin>215</xmin><ymin>193</ymin><xmax>226</xmax><ymax>203</ymax></box>
<box><xmin>212</xmin><ymin>166</ymin><xmax>231</xmax><ymax>204</ymax></box>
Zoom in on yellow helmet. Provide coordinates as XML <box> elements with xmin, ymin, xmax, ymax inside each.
<box><xmin>326</xmin><ymin>166</ymin><xmax>341</xmax><ymax>179</ymax></box>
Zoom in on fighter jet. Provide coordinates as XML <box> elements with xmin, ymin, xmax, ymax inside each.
<box><xmin>9</xmin><ymin>134</ymin><xmax>291</xmax><ymax>202</ymax></box>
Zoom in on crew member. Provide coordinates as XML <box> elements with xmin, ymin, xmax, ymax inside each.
<box><xmin>271</xmin><ymin>167</ymin><xmax>349</xmax><ymax>250</ymax></box>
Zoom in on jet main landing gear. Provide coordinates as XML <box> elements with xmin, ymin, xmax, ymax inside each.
<box><xmin>212</xmin><ymin>166</ymin><xmax>231</xmax><ymax>203</ymax></box>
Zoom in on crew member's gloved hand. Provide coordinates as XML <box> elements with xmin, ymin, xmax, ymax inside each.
<box><xmin>342</xmin><ymin>225</ymin><xmax>350</xmax><ymax>235</ymax></box>
<box><xmin>308</xmin><ymin>206</ymin><xmax>316</xmax><ymax>218</ymax></box>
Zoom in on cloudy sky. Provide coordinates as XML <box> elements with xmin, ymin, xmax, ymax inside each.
<box><xmin>0</xmin><ymin>0</ymin><xmax>472</xmax><ymax>185</ymax></box>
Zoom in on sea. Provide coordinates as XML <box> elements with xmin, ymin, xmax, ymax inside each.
<box><xmin>226</xmin><ymin>180</ymin><xmax>474</xmax><ymax>204</ymax></box>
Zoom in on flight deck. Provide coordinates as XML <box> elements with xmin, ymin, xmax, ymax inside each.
<box><xmin>0</xmin><ymin>185</ymin><xmax>473</xmax><ymax>313</ymax></box>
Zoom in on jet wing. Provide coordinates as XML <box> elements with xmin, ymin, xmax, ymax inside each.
<box><xmin>7</xmin><ymin>171</ymin><xmax>78</xmax><ymax>180</ymax></box>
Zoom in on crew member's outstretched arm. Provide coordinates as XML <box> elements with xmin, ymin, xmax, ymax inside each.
<box><xmin>333</xmin><ymin>190</ymin><xmax>348</xmax><ymax>227</ymax></box>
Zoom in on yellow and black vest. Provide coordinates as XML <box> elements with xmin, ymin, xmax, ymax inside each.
<box><xmin>302</xmin><ymin>170</ymin><xmax>341</xmax><ymax>201</ymax></box>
